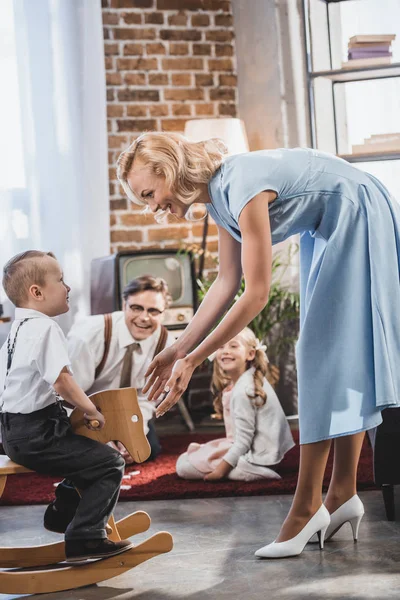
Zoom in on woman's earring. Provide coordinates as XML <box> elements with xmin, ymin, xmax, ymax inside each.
<box><xmin>187</xmin><ymin>203</ymin><xmax>207</xmax><ymax>222</ymax></box>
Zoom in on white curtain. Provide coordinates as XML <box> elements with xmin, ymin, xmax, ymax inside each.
<box><xmin>0</xmin><ymin>0</ymin><xmax>109</xmax><ymax>343</ymax></box>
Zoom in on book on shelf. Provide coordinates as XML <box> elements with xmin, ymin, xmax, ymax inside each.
<box><xmin>348</xmin><ymin>50</ymin><xmax>392</xmax><ymax>59</ymax></box>
<box><xmin>352</xmin><ymin>134</ymin><xmax>400</xmax><ymax>155</ymax></box>
<box><xmin>341</xmin><ymin>56</ymin><xmax>392</xmax><ymax>69</ymax></box>
<box><xmin>368</xmin><ymin>133</ymin><xmax>400</xmax><ymax>143</ymax></box>
<box><xmin>344</xmin><ymin>34</ymin><xmax>396</xmax><ymax>70</ymax></box>
<box><xmin>348</xmin><ymin>42</ymin><xmax>393</xmax><ymax>50</ymax></box>
<box><xmin>352</xmin><ymin>144</ymin><xmax>400</xmax><ymax>155</ymax></box>
<box><xmin>349</xmin><ymin>34</ymin><xmax>396</xmax><ymax>44</ymax></box>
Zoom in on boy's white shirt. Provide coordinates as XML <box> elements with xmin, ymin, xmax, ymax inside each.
<box><xmin>0</xmin><ymin>308</ymin><xmax>72</xmax><ymax>414</ymax></box>
<box><xmin>223</xmin><ymin>367</ymin><xmax>295</xmax><ymax>468</ymax></box>
<box><xmin>67</xmin><ymin>311</ymin><xmax>175</xmax><ymax>434</ymax></box>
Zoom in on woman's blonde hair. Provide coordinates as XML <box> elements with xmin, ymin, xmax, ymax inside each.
<box><xmin>211</xmin><ymin>327</ymin><xmax>269</xmax><ymax>418</ymax></box>
<box><xmin>117</xmin><ymin>132</ymin><xmax>227</xmax><ymax>219</ymax></box>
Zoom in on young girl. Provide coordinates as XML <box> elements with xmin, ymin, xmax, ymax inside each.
<box><xmin>176</xmin><ymin>328</ymin><xmax>294</xmax><ymax>482</ymax></box>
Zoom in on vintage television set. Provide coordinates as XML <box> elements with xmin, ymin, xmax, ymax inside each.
<box><xmin>90</xmin><ymin>249</ymin><xmax>198</xmax><ymax>330</ymax></box>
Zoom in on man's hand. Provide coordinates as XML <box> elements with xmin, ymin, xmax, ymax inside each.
<box><xmin>109</xmin><ymin>441</ymin><xmax>135</xmax><ymax>465</ymax></box>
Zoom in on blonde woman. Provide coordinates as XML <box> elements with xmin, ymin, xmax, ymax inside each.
<box><xmin>117</xmin><ymin>132</ymin><xmax>400</xmax><ymax>558</ymax></box>
<box><xmin>176</xmin><ymin>327</ymin><xmax>294</xmax><ymax>482</ymax></box>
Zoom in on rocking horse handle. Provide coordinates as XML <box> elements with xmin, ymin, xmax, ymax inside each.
<box><xmin>87</xmin><ymin>405</ymin><xmax>102</xmax><ymax>429</ymax></box>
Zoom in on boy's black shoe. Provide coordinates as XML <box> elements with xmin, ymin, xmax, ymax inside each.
<box><xmin>43</xmin><ymin>480</ymin><xmax>80</xmax><ymax>534</ymax></box>
<box><xmin>44</xmin><ymin>503</ymin><xmax>73</xmax><ymax>534</ymax></box>
<box><xmin>65</xmin><ymin>538</ymin><xmax>134</xmax><ymax>563</ymax></box>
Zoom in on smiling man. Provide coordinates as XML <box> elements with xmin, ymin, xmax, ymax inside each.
<box><xmin>66</xmin><ymin>275</ymin><xmax>174</xmax><ymax>462</ymax></box>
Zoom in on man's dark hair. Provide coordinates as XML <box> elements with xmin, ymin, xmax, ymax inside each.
<box><xmin>2</xmin><ymin>250</ymin><xmax>56</xmax><ymax>307</ymax></box>
<box><xmin>122</xmin><ymin>274</ymin><xmax>171</xmax><ymax>307</ymax></box>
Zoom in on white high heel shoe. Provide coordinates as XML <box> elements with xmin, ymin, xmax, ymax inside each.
<box><xmin>324</xmin><ymin>494</ymin><xmax>365</xmax><ymax>541</ymax></box>
<box><xmin>255</xmin><ymin>505</ymin><xmax>331</xmax><ymax>559</ymax></box>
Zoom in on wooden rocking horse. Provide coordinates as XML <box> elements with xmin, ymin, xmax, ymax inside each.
<box><xmin>0</xmin><ymin>388</ymin><xmax>173</xmax><ymax>594</ymax></box>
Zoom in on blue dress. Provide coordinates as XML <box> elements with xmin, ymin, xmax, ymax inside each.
<box><xmin>207</xmin><ymin>148</ymin><xmax>400</xmax><ymax>444</ymax></box>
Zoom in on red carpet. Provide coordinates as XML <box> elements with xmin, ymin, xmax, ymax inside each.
<box><xmin>0</xmin><ymin>431</ymin><xmax>376</xmax><ymax>506</ymax></box>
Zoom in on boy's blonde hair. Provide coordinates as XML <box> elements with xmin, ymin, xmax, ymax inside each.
<box><xmin>117</xmin><ymin>132</ymin><xmax>227</xmax><ymax>218</ymax></box>
<box><xmin>2</xmin><ymin>250</ymin><xmax>56</xmax><ymax>307</ymax></box>
<box><xmin>212</xmin><ymin>327</ymin><xmax>269</xmax><ymax>418</ymax></box>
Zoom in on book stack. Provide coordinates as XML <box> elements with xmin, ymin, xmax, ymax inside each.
<box><xmin>352</xmin><ymin>133</ymin><xmax>400</xmax><ymax>155</ymax></box>
<box><xmin>342</xmin><ymin>34</ymin><xmax>396</xmax><ymax>69</ymax></box>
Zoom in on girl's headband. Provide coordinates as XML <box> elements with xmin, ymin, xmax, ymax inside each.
<box><xmin>255</xmin><ymin>339</ymin><xmax>267</xmax><ymax>353</ymax></box>
<box><xmin>208</xmin><ymin>338</ymin><xmax>268</xmax><ymax>362</ymax></box>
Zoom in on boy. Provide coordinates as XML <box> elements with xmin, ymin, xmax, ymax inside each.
<box><xmin>45</xmin><ymin>275</ymin><xmax>174</xmax><ymax>534</ymax></box>
<box><xmin>0</xmin><ymin>250</ymin><xmax>132</xmax><ymax>563</ymax></box>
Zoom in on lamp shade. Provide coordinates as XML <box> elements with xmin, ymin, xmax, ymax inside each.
<box><xmin>184</xmin><ymin>118</ymin><xmax>249</xmax><ymax>155</ymax></box>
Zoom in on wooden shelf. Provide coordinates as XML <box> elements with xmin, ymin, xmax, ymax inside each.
<box><xmin>311</xmin><ymin>62</ymin><xmax>400</xmax><ymax>83</ymax></box>
<box><xmin>339</xmin><ymin>151</ymin><xmax>400</xmax><ymax>163</ymax></box>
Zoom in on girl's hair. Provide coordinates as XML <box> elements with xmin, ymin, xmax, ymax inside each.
<box><xmin>212</xmin><ymin>327</ymin><xmax>269</xmax><ymax>418</ymax></box>
<box><xmin>211</xmin><ymin>355</ymin><xmax>231</xmax><ymax>418</ymax></box>
<box><xmin>117</xmin><ymin>131</ymin><xmax>227</xmax><ymax>220</ymax></box>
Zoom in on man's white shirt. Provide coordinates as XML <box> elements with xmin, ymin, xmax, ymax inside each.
<box><xmin>67</xmin><ymin>312</ymin><xmax>174</xmax><ymax>434</ymax></box>
<box><xmin>0</xmin><ymin>308</ymin><xmax>72</xmax><ymax>414</ymax></box>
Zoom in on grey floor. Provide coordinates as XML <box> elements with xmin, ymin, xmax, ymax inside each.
<box><xmin>1</xmin><ymin>490</ymin><xmax>400</xmax><ymax>600</ymax></box>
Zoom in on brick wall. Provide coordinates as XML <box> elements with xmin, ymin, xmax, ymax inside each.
<box><xmin>102</xmin><ymin>0</ymin><xmax>238</xmax><ymax>271</ymax></box>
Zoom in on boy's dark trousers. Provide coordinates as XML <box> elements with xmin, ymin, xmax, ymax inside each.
<box><xmin>50</xmin><ymin>415</ymin><xmax>162</xmax><ymax>531</ymax></box>
<box><xmin>0</xmin><ymin>403</ymin><xmax>125</xmax><ymax>540</ymax></box>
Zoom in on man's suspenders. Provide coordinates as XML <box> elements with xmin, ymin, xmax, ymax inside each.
<box><xmin>94</xmin><ymin>314</ymin><xmax>112</xmax><ymax>379</ymax></box>
<box><xmin>94</xmin><ymin>313</ymin><xmax>168</xmax><ymax>380</ymax></box>
<box><xmin>152</xmin><ymin>325</ymin><xmax>168</xmax><ymax>359</ymax></box>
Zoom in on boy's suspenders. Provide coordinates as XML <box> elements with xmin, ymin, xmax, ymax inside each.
<box><xmin>1</xmin><ymin>318</ymin><xmax>29</xmax><ymax>415</ymax></box>
<box><xmin>94</xmin><ymin>313</ymin><xmax>168</xmax><ymax>379</ymax></box>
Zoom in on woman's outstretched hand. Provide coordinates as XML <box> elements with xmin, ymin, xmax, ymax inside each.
<box><xmin>154</xmin><ymin>356</ymin><xmax>198</xmax><ymax>418</ymax></box>
<box><xmin>143</xmin><ymin>344</ymin><xmax>183</xmax><ymax>402</ymax></box>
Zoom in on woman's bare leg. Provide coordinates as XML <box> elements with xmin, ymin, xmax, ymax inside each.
<box><xmin>275</xmin><ymin>439</ymin><xmax>331</xmax><ymax>542</ymax></box>
<box><xmin>323</xmin><ymin>432</ymin><xmax>365</xmax><ymax>514</ymax></box>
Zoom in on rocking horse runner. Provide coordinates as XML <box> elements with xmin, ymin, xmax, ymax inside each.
<box><xmin>0</xmin><ymin>251</ymin><xmax>173</xmax><ymax>594</ymax></box>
